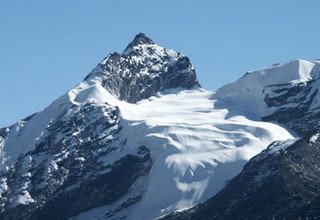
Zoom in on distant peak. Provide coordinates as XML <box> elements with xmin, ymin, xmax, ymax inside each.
<box><xmin>124</xmin><ymin>33</ymin><xmax>154</xmax><ymax>52</ymax></box>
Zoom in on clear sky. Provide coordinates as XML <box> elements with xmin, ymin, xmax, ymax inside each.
<box><xmin>1</xmin><ymin>0</ymin><xmax>320</xmax><ymax>127</ymax></box>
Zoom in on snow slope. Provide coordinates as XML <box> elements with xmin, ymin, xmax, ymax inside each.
<box><xmin>0</xmin><ymin>33</ymin><xmax>301</xmax><ymax>220</ymax></box>
<box><xmin>0</xmin><ymin>80</ymin><xmax>294</xmax><ymax>219</ymax></box>
<box><xmin>66</xmin><ymin>81</ymin><xmax>293</xmax><ymax>219</ymax></box>
<box><xmin>214</xmin><ymin>59</ymin><xmax>317</xmax><ymax>118</ymax></box>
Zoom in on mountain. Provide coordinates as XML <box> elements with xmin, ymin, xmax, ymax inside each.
<box><xmin>215</xmin><ymin>59</ymin><xmax>320</xmax><ymax>136</ymax></box>
<box><xmin>162</xmin><ymin>60</ymin><xmax>320</xmax><ymax>219</ymax></box>
<box><xmin>84</xmin><ymin>33</ymin><xmax>200</xmax><ymax>103</ymax></box>
<box><xmin>0</xmin><ymin>33</ymin><xmax>318</xmax><ymax>219</ymax></box>
<box><xmin>163</xmin><ymin>134</ymin><xmax>320</xmax><ymax>219</ymax></box>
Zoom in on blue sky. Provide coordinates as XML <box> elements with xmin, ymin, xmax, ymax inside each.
<box><xmin>1</xmin><ymin>0</ymin><xmax>320</xmax><ymax>127</ymax></box>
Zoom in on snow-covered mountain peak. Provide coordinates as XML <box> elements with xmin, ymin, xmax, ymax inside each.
<box><xmin>84</xmin><ymin>33</ymin><xmax>200</xmax><ymax>103</ymax></box>
<box><xmin>123</xmin><ymin>32</ymin><xmax>155</xmax><ymax>53</ymax></box>
<box><xmin>214</xmin><ymin>59</ymin><xmax>319</xmax><ymax>118</ymax></box>
<box><xmin>244</xmin><ymin>59</ymin><xmax>314</xmax><ymax>84</ymax></box>
<box><xmin>4</xmin><ymin>34</ymin><xmax>318</xmax><ymax>219</ymax></box>
<box><xmin>0</xmin><ymin>77</ymin><xmax>294</xmax><ymax>219</ymax></box>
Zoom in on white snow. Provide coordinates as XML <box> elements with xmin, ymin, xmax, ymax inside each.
<box><xmin>0</xmin><ymin>63</ymin><xmax>300</xmax><ymax>219</ymax></box>
<box><xmin>0</xmin><ymin>93</ymin><xmax>74</xmax><ymax>170</ymax></box>
<box><xmin>87</xmin><ymin>42</ymin><xmax>181</xmax><ymax>85</ymax></box>
<box><xmin>308</xmin><ymin>62</ymin><xmax>320</xmax><ymax>109</ymax></box>
<box><xmin>65</xmin><ymin>82</ymin><xmax>294</xmax><ymax>220</ymax></box>
<box><xmin>266</xmin><ymin>138</ymin><xmax>299</xmax><ymax>155</ymax></box>
<box><xmin>310</xmin><ymin>133</ymin><xmax>319</xmax><ymax>143</ymax></box>
<box><xmin>11</xmin><ymin>190</ymin><xmax>35</xmax><ymax>206</ymax></box>
<box><xmin>215</xmin><ymin>59</ymin><xmax>316</xmax><ymax>118</ymax></box>
<box><xmin>0</xmin><ymin>177</ymin><xmax>8</xmax><ymax>194</ymax></box>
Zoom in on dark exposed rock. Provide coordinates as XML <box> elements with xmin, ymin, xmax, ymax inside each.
<box><xmin>0</xmin><ymin>102</ymin><xmax>152</xmax><ymax>220</ymax></box>
<box><xmin>213</xmin><ymin>60</ymin><xmax>320</xmax><ymax>137</ymax></box>
<box><xmin>0</xmin><ymin>33</ymin><xmax>202</xmax><ymax>219</ymax></box>
<box><xmin>3</xmin><ymin>35</ymin><xmax>320</xmax><ymax>220</ymax></box>
<box><xmin>0</xmin><ymin>127</ymin><xmax>8</xmax><ymax>139</ymax></box>
<box><xmin>124</xmin><ymin>32</ymin><xmax>155</xmax><ymax>51</ymax></box>
<box><xmin>84</xmin><ymin>33</ymin><xmax>200</xmax><ymax>103</ymax></box>
<box><xmin>31</xmin><ymin>148</ymin><xmax>151</xmax><ymax>220</ymax></box>
<box><xmin>262</xmin><ymin>79</ymin><xmax>320</xmax><ymax>136</ymax></box>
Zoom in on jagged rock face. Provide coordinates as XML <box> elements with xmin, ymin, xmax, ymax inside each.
<box><xmin>85</xmin><ymin>33</ymin><xmax>200</xmax><ymax>103</ymax></box>
<box><xmin>0</xmin><ymin>102</ymin><xmax>152</xmax><ymax>220</ymax></box>
<box><xmin>262</xmin><ymin>79</ymin><xmax>320</xmax><ymax>136</ymax></box>
<box><xmin>164</xmin><ymin>134</ymin><xmax>320</xmax><ymax>219</ymax></box>
<box><xmin>0</xmin><ymin>128</ymin><xmax>8</xmax><ymax>153</ymax></box>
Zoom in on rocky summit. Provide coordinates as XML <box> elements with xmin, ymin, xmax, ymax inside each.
<box><xmin>84</xmin><ymin>33</ymin><xmax>200</xmax><ymax>103</ymax></box>
<box><xmin>1</xmin><ymin>33</ymin><xmax>320</xmax><ymax>219</ymax></box>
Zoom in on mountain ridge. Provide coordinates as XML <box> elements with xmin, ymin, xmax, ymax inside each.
<box><xmin>1</xmin><ymin>33</ymin><xmax>318</xmax><ymax>219</ymax></box>
<box><xmin>84</xmin><ymin>33</ymin><xmax>200</xmax><ymax>103</ymax></box>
